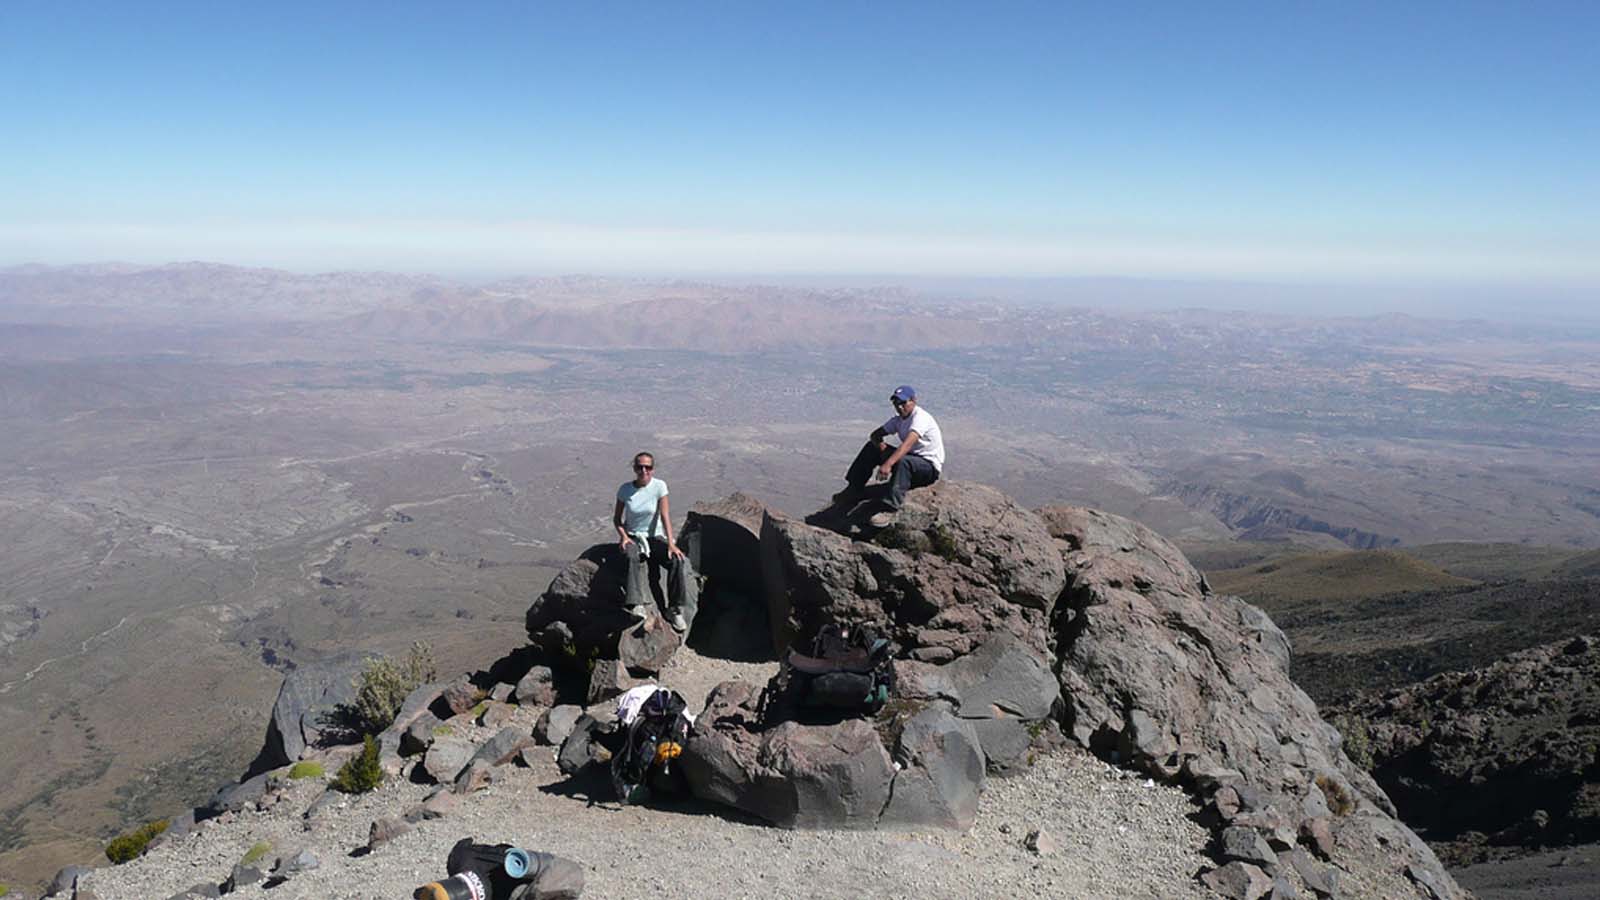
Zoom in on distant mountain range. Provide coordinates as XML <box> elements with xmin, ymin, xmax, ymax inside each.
<box><xmin>6</xmin><ymin>261</ymin><xmax>1596</xmax><ymax>351</ymax></box>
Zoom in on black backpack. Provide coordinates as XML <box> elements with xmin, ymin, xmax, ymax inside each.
<box><xmin>611</xmin><ymin>688</ymin><xmax>693</xmax><ymax>805</ymax></box>
<box><xmin>766</xmin><ymin>623</ymin><xmax>896</xmax><ymax>722</ymax></box>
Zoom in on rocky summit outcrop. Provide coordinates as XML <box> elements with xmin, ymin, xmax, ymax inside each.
<box><xmin>1333</xmin><ymin>633</ymin><xmax>1600</xmax><ymax>866</ymax></box>
<box><xmin>183</xmin><ymin>479</ymin><xmax>1465</xmax><ymax>900</ymax></box>
<box><xmin>765</xmin><ymin>481</ymin><xmax>1065</xmax><ymax>660</ymax></box>
<box><xmin>1040</xmin><ymin>504</ymin><xmax>1465</xmax><ymax>899</ymax></box>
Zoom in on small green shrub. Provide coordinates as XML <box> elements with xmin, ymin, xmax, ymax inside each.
<box><xmin>469</xmin><ymin>700</ymin><xmax>490</xmax><ymax>719</ymax></box>
<box><xmin>331</xmin><ymin>734</ymin><xmax>384</xmax><ymax>794</ymax></box>
<box><xmin>241</xmin><ymin>840</ymin><xmax>273</xmax><ymax>866</ymax></box>
<box><xmin>433</xmin><ymin>724</ymin><xmax>454</xmax><ymax>737</ymax></box>
<box><xmin>928</xmin><ymin>524</ymin><xmax>964</xmax><ymax>562</ymax></box>
<box><xmin>105</xmin><ymin>818</ymin><xmax>169</xmax><ymax>864</ymax></box>
<box><xmin>1</xmin><ymin>881</ymin><xmax>13</xmax><ymax>896</ymax></box>
<box><xmin>288</xmin><ymin>761</ymin><xmax>325</xmax><ymax>780</ymax></box>
<box><xmin>350</xmin><ymin>641</ymin><xmax>437</xmax><ymax>734</ymax></box>
<box><xmin>1333</xmin><ymin>713</ymin><xmax>1374</xmax><ymax>771</ymax></box>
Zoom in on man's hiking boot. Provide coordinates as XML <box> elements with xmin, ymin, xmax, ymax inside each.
<box><xmin>625</xmin><ymin>604</ymin><xmax>649</xmax><ymax>621</ymax></box>
<box><xmin>668</xmin><ymin>612</ymin><xmax>688</xmax><ymax>633</ymax></box>
<box><xmin>868</xmin><ymin>511</ymin><xmax>897</xmax><ymax>528</ymax></box>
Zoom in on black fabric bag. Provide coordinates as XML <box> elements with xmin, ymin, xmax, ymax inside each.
<box><xmin>765</xmin><ymin>623</ymin><xmax>896</xmax><ymax>721</ymax></box>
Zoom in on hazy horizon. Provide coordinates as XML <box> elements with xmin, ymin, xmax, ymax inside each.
<box><xmin>4</xmin><ymin>258</ymin><xmax>1595</xmax><ymax>325</ymax></box>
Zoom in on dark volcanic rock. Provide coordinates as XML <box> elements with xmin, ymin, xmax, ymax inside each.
<box><xmin>680</xmin><ymin>493</ymin><xmax>775</xmax><ymax>660</ymax></box>
<box><xmin>246</xmin><ymin>653</ymin><xmax>368</xmax><ymax>775</ymax></box>
<box><xmin>879</xmin><ymin>706</ymin><xmax>985</xmax><ymax>830</ymax></box>
<box><xmin>761</xmin><ymin>481</ymin><xmax>1065</xmax><ymax>658</ymax></box>
<box><xmin>198</xmin><ymin>772</ymin><xmax>270</xmax><ymax>820</ymax></box>
<box><xmin>1039</xmin><ymin>504</ymin><xmax>1465</xmax><ymax>898</ymax></box>
<box><xmin>683</xmin><ymin>710</ymin><xmax>895</xmax><ymax>829</ymax></box>
<box><xmin>377</xmin><ymin>681</ymin><xmax>445</xmax><ymax>773</ymax></box>
<box><xmin>512</xmin><ymin>665</ymin><xmax>557</xmax><ymax>707</ymax></box>
<box><xmin>1201</xmin><ymin>861</ymin><xmax>1273</xmax><ymax>900</ymax></box>
<box><xmin>585</xmin><ymin>658</ymin><xmax>642</xmax><ymax>705</ymax></box>
<box><xmin>1332</xmin><ymin>632</ymin><xmax>1600</xmax><ymax>865</ymax></box>
<box><xmin>617</xmin><ymin>613</ymin><xmax>681</xmax><ymax>675</ymax></box>
<box><xmin>535</xmin><ymin>704</ymin><xmax>584</xmax><ymax>746</ymax></box>
<box><xmin>524</xmin><ymin>544</ymin><xmax>638</xmax><ymax>661</ymax></box>
<box><xmin>48</xmin><ymin>865</ymin><xmax>91</xmax><ymax>897</ymax></box>
<box><xmin>682</xmin><ymin>680</ymin><xmax>986</xmax><ymax>831</ymax></box>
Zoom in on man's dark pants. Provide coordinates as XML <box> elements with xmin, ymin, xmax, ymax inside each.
<box><xmin>845</xmin><ymin>441</ymin><xmax>940</xmax><ymax>510</ymax></box>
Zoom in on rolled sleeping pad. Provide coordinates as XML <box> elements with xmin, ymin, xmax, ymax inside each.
<box><xmin>503</xmin><ymin>847</ymin><xmax>531</xmax><ymax>879</ymax></box>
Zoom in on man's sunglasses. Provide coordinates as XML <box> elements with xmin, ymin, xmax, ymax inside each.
<box><xmin>890</xmin><ymin>397</ymin><xmax>908</xmax><ymax>407</ymax></box>
<box><xmin>633</xmin><ymin>463</ymin><xmax>654</xmax><ymax>471</ymax></box>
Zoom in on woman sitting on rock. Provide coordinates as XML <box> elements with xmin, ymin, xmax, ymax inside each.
<box><xmin>613</xmin><ymin>451</ymin><xmax>696</xmax><ymax>632</ymax></box>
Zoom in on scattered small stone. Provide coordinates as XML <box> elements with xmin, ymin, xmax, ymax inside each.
<box><xmin>453</xmin><ymin>760</ymin><xmax>494</xmax><ymax>794</ymax></box>
<box><xmin>438</xmin><ymin>679</ymin><xmax>481</xmax><ymax>716</ymax></box>
<box><xmin>221</xmin><ymin>862</ymin><xmax>262</xmax><ymax>893</ymax></box>
<box><xmin>535</xmin><ymin>704</ymin><xmax>583</xmax><ymax>746</ymax></box>
<box><xmin>514</xmin><ymin>665</ymin><xmax>558</xmax><ymax>707</ymax></box>
<box><xmin>271</xmin><ymin>848</ymin><xmax>320</xmax><ymax>878</ymax></box>
<box><xmin>1201</xmin><ymin>861</ymin><xmax>1273</xmax><ymax>900</ymax></box>
<box><xmin>365</xmin><ymin>816</ymin><xmax>412</xmax><ymax>852</ymax></box>
<box><xmin>1220</xmin><ymin>825</ymin><xmax>1278</xmax><ymax>868</ymax></box>
<box><xmin>1024</xmin><ymin>828</ymin><xmax>1057</xmax><ymax>856</ymax></box>
<box><xmin>404</xmin><ymin>787</ymin><xmax>460</xmax><ymax>822</ymax></box>
<box><xmin>1299</xmin><ymin>817</ymin><xmax>1336</xmax><ymax>860</ymax></box>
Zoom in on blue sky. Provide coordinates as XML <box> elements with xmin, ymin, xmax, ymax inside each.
<box><xmin>2</xmin><ymin>1</ymin><xmax>1596</xmax><ymax>286</ymax></box>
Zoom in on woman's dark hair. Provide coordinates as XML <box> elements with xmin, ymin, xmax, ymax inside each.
<box><xmin>633</xmin><ymin>451</ymin><xmax>655</xmax><ymax>467</ymax></box>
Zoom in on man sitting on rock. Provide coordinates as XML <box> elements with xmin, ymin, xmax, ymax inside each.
<box><xmin>834</xmin><ymin>385</ymin><xmax>944</xmax><ymax>526</ymax></box>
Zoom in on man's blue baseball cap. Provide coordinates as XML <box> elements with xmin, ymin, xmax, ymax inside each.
<box><xmin>891</xmin><ymin>385</ymin><xmax>917</xmax><ymax>402</ymax></box>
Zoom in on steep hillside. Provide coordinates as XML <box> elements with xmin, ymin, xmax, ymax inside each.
<box><xmin>1208</xmin><ymin>548</ymin><xmax>1476</xmax><ymax>605</ymax></box>
<box><xmin>1332</xmin><ymin>635</ymin><xmax>1600</xmax><ymax>869</ymax></box>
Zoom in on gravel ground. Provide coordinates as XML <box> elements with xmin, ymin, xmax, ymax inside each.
<box><xmin>80</xmin><ymin>652</ymin><xmax>1219</xmax><ymax>900</ymax></box>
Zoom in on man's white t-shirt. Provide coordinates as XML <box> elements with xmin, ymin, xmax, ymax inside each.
<box><xmin>617</xmin><ymin>478</ymin><xmax>669</xmax><ymax>540</ymax></box>
<box><xmin>882</xmin><ymin>407</ymin><xmax>944</xmax><ymax>472</ymax></box>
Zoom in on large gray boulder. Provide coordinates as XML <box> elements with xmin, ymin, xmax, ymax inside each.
<box><xmin>879</xmin><ymin>706</ymin><xmax>985</xmax><ymax>829</ymax></box>
<box><xmin>894</xmin><ymin>633</ymin><xmax>1060</xmax><ymax>774</ymax></box>
<box><xmin>762</xmin><ymin>481</ymin><xmax>1066</xmax><ymax>658</ymax></box>
<box><xmin>246</xmin><ymin>653</ymin><xmax>369</xmax><ymax>775</ymax></box>
<box><xmin>679</xmin><ymin>493</ymin><xmax>774</xmax><ymax>661</ymax></box>
<box><xmin>1040</xmin><ymin>504</ymin><xmax>1466</xmax><ymax>899</ymax></box>
<box><xmin>523</xmin><ymin>544</ymin><xmax>638</xmax><ymax>661</ymax></box>
<box><xmin>681</xmin><ymin>680</ymin><xmax>984</xmax><ymax>831</ymax></box>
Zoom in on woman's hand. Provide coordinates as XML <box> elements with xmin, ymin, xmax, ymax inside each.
<box><xmin>667</xmin><ymin>542</ymin><xmax>686</xmax><ymax>560</ymax></box>
<box><xmin>619</xmin><ymin>535</ymin><xmax>635</xmax><ymax>551</ymax></box>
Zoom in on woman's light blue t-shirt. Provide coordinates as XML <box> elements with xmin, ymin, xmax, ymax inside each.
<box><xmin>617</xmin><ymin>478</ymin><xmax>668</xmax><ymax>540</ymax></box>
